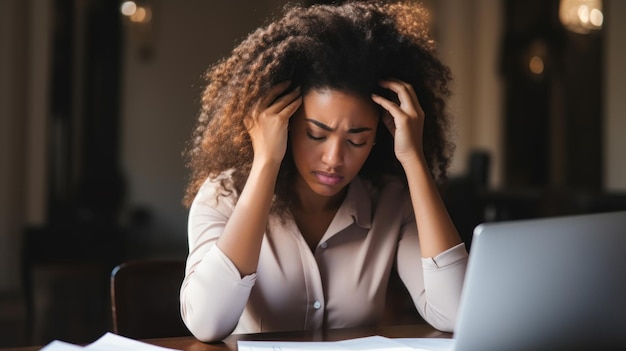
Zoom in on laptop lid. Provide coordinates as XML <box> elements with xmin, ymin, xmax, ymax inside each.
<box><xmin>453</xmin><ymin>210</ymin><xmax>626</xmax><ymax>351</ymax></box>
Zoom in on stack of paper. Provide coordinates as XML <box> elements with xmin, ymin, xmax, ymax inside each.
<box><xmin>238</xmin><ymin>335</ymin><xmax>455</xmax><ymax>351</ymax></box>
<box><xmin>39</xmin><ymin>332</ymin><xmax>182</xmax><ymax>351</ymax></box>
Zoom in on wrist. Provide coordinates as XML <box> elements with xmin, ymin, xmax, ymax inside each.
<box><xmin>398</xmin><ymin>151</ymin><xmax>427</xmax><ymax>170</ymax></box>
<box><xmin>251</xmin><ymin>154</ymin><xmax>282</xmax><ymax>176</ymax></box>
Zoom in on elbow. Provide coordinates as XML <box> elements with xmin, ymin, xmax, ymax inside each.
<box><xmin>431</xmin><ymin>319</ymin><xmax>455</xmax><ymax>333</ymax></box>
<box><xmin>422</xmin><ymin>304</ymin><xmax>458</xmax><ymax>333</ymax></box>
<box><xmin>425</xmin><ymin>314</ymin><xmax>456</xmax><ymax>333</ymax></box>
<box><xmin>188</xmin><ymin>325</ymin><xmax>232</xmax><ymax>343</ymax></box>
<box><xmin>181</xmin><ymin>304</ymin><xmax>235</xmax><ymax>342</ymax></box>
<box><xmin>178</xmin><ymin>255</ymin><xmax>254</xmax><ymax>342</ymax></box>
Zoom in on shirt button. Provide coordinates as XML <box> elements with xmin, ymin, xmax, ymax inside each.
<box><xmin>313</xmin><ymin>300</ymin><xmax>322</xmax><ymax>310</ymax></box>
<box><xmin>319</xmin><ymin>241</ymin><xmax>328</xmax><ymax>249</ymax></box>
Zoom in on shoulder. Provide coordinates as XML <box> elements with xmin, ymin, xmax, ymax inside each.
<box><xmin>190</xmin><ymin>170</ymin><xmax>237</xmax><ymax>210</ymax></box>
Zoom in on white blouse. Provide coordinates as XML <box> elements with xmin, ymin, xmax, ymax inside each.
<box><xmin>180</xmin><ymin>175</ymin><xmax>468</xmax><ymax>342</ymax></box>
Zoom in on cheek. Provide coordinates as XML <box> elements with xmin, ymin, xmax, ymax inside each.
<box><xmin>290</xmin><ymin>136</ymin><xmax>317</xmax><ymax>167</ymax></box>
<box><xmin>290</xmin><ymin>133</ymin><xmax>305</xmax><ymax>156</ymax></box>
<box><xmin>347</xmin><ymin>147</ymin><xmax>374</xmax><ymax>171</ymax></box>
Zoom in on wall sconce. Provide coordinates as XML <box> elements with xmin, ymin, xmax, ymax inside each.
<box><xmin>559</xmin><ymin>0</ymin><xmax>603</xmax><ymax>34</ymax></box>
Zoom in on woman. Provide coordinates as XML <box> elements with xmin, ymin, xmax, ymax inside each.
<box><xmin>180</xmin><ymin>0</ymin><xmax>468</xmax><ymax>342</ymax></box>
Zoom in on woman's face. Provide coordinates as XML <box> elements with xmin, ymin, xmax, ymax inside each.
<box><xmin>290</xmin><ymin>88</ymin><xmax>379</xmax><ymax>199</ymax></box>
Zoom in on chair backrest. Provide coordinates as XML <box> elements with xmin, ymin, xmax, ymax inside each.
<box><xmin>110</xmin><ymin>259</ymin><xmax>191</xmax><ymax>339</ymax></box>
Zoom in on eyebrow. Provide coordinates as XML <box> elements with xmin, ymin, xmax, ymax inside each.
<box><xmin>306</xmin><ymin>119</ymin><xmax>373</xmax><ymax>133</ymax></box>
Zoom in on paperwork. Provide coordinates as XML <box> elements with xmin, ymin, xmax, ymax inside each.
<box><xmin>39</xmin><ymin>332</ymin><xmax>182</xmax><ymax>351</ymax></box>
<box><xmin>38</xmin><ymin>333</ymin><xmax>454</xmax><ymax>351</ymax></box>
<box><xmin>238</xmin><ymin>335</ymin><xmax>455</xmax><ymax>351</ymax></box>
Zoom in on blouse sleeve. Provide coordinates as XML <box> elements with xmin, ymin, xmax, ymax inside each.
<box><xmin>180</xmin><ymin>178</ymin><xmax>256</xmax><ymax>342</ymax></box>
<box><xmin>395</xmin><ymin>212</ymin><xmax>468</xmax><ymax>332</ymax></box>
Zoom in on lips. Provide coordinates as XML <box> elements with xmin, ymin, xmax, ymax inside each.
<box><xmin>314</xmin><ymin>171</ymin><xmax>344</xmax><ymax>185</ymax></box>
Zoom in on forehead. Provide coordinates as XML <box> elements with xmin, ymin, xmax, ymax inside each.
<box><xmin>297</xmin><ymin>89</ymin><xmax>379</xmax><ymax>127</ymax></box>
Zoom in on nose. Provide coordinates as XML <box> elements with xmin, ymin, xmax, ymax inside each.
<box><xmin>321</xmin><ymin>138</ymin><xmax>344</xmax><ymax>168</ymax></box>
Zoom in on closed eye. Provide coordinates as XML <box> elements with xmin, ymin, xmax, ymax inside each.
<box><xmin>306</xmin><ymin>131</ymin><xmax>325</xmax><ymax>141</ymax></box>
<box><xmin>348</xmin><ymin>140</ymin><xmax>367</xmax><ymax>147</ymax></box>
<box><xmin>308</xmin><ymin>131</ymin><xmax>369</xmax><ymax>147</ymax></box>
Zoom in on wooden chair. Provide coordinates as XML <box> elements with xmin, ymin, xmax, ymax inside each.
<box><xmin>110</xmin><ymin>259</ymin><xmax>191</xmax><ymax>339</ymax></box>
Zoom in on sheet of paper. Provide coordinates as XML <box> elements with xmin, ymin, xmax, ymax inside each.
<box><xmin>39</xmin><ymin>340</ymin><xmax>84</xmax><ymax>351</ymax></box>
<box><xmin>37</xmin><ymin>332</ymin><xmax>182</xmax><ymax>351</ymax></box>
<box><xmin>238</xmin><ymin>339</ymin><xmax>346</xmax><ymax>351</ymax></box>
<box><xmin>393</xmin><ymin>338</ymin><xmax>455</xmax><ymax>351</ymax></box>
<box><xmin>336</xmin><ymin>336</ymin><xmax>421</xmax><ymax>350</ymax></box>
<box><xmin>84</xmin><ymin>332</ymin><xmax>181</xmax><ymax>351</ymax></box>
<box><xmin>238</xmin><ymin>336</ymin><xmax>455</xmax><ymax>351</ymax></box>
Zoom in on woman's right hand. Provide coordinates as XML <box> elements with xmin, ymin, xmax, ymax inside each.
<box><xmin>214</xmin><ymin>82</ymin><xmax>301</xmax><ymax>278</ymax></box>
<box><xmin>245</xmin><ymin>81</ymin><xmax>302</xmax><ymax>164</ymax></box>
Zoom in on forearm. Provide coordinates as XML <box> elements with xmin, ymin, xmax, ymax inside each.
<box><xmin>216</xmin><ymin>158</ymin><xmax>280</xmax><ymax>276</ymax></box>
<box><xmin>181</xmin><ymin>246</ymin><xmax>255</xmax><ymax>341</ymax></box>
<box><xmin>401</xmin><ymin>154</ymin><xmax>462</xmax><ymax>258</ymax></box>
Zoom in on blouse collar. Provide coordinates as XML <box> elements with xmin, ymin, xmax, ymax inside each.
<box><xmin>325</xmin><ymin>177</ymin><xmax>372</xmax><ymax>236</ymax></box>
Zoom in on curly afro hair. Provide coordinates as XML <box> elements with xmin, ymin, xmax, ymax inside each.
<box><xmin>182</xmin><ymin>0</ymin><xmax>455</xmax><ymax>214</ymax></box>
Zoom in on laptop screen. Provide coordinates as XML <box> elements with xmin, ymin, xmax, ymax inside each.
<box><xmin>453</xmin><ymin>211</ymin><xmax>626</xmax><ymax>351</ymax></box>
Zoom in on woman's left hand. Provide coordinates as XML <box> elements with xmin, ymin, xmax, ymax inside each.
<box><xmin>371</xmin><ymin>79</ymin><xmax>426</xmax><ymax>165</ymax></box>
<box><xmin>373</xmin><ymin>79</ymin><xmax>463</xmax><ymax>259</ymax></box>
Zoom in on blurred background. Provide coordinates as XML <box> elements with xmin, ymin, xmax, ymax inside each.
<box><xmin>1</xmin><ymin>0</ymin><xmax>625</xmax><ymax>347</ymax></box>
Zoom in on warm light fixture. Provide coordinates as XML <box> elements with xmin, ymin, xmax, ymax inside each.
<box><xmin>527</xmin><ymin>40</ymin><xmax>548</xmax><ymax>78</ymax></box>
<box><xmin>529</xmin><ymin>56</ymin><xmax>544</xmax><ymax>75</ymax></box>
<box><xmin>559</xmin><ymin>0</ymin><xmax>603</xmax><ymax>34</ymax></box>
<box><xmin>120</xmin><ymin>1</ymin><xmax>152</xmax><ymax>24</ymax></box>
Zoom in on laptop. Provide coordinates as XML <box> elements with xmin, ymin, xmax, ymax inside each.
<box><xmin>453</xmin><ymin>210</ymin><xmax>626</xmax><ymax>351</ymax></box>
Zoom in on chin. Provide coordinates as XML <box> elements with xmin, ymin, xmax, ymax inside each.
<box><xmin>309</xmin><ymin>183</ymin><xmax>347</xmax><ymax>198</ymax></box>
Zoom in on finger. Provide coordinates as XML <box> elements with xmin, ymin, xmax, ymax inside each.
<box><xmin>267</xmin><ymin>86</ymin><xmax>301</xmax><ymax>114</ymax></box>
<box><xmin>378</xmin><ymin>79</ymin><xmax>423</xmax><ymax>117</ymax></box>
<box><xmin>259</xmin><ymin>81</ymin><xmax>292</xmax><ymax>108</ymax></box>
<box><xmin>379</xmin><ymin>78</ymin><xmax>413</xmax><ymax>96</ymax></box>
<box><xmin>371</xmin><ymin>94</ymin><xmax>400</xmax><ymax>139</ymax></box>
<box><xmin>379</xmin><ymin>79</ymin><xmax>412</xmax><ymax>109</ymax></box>
<box><xmin>276</xmin><ymin>94</ymin><xmax>303</xmax><ymax>120</ymax></box>
<box><xmin>371</xmin><ymin>93</ymin><xmax>404</xmax><ymax>118</ymax></box>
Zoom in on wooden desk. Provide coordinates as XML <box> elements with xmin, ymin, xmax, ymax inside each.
<box><xmin>3</xmin><ymin>324</ymin><xmax>452</xmax><ymax>351</ymax></box>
